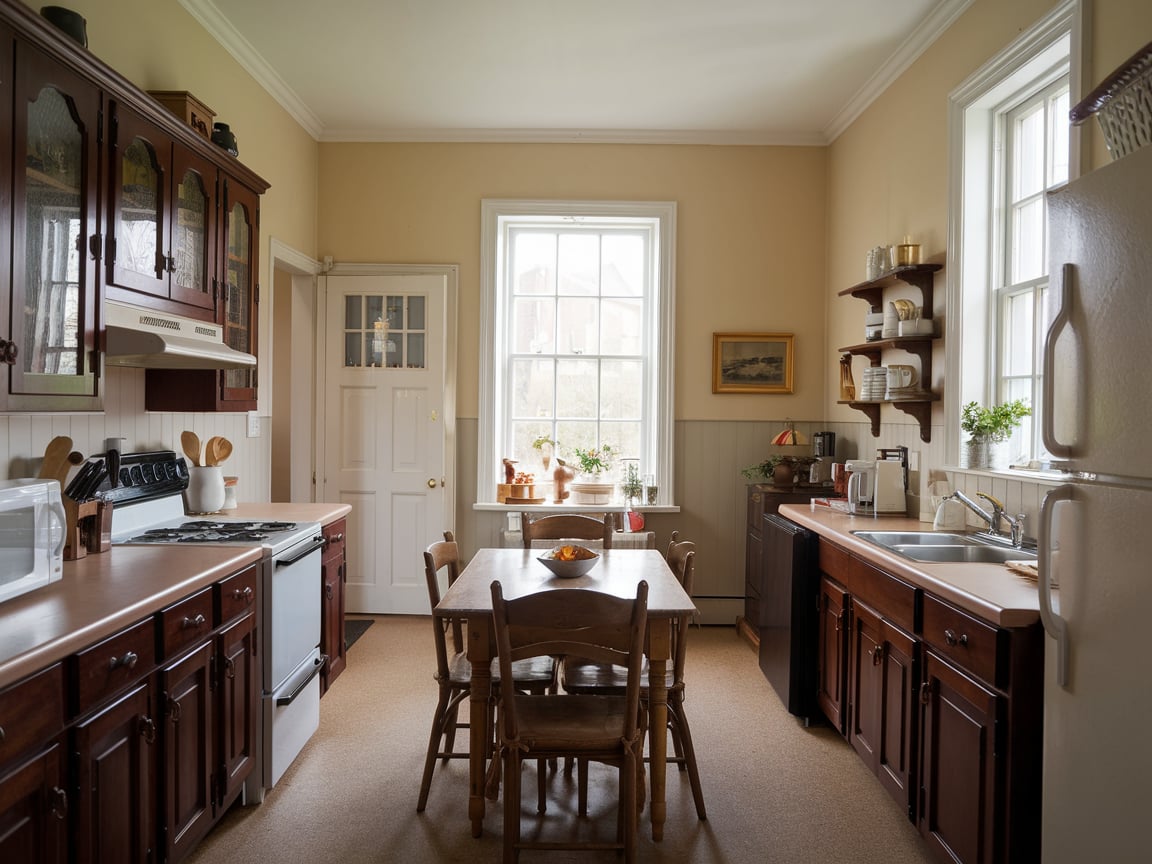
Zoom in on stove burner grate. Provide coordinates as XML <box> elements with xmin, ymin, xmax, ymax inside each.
<box><xmin>128</xmin><ymin>520</ymin><xmax>301</xmax><ymax>545</ymax></box>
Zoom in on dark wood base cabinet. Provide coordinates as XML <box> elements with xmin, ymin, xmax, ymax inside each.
<box><xmin>814</xmin><ymin>536</ymin><xmax>1042</xmax><ymax>864</ymax></box>
<box><xmin>0</xmin><ymin>563</ymin><xmax>260</xmax><ymax>864</ymax></box>
<box><xmin>320</xmin><ymin>519</ymin><xmax>348</xmax><ymax>694</ymax></box>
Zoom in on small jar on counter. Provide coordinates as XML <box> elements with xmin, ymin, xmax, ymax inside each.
<box><xmin>222</xmin><ymin>476</ymin><xmax>239</xmax><ymax>510</ymax></box>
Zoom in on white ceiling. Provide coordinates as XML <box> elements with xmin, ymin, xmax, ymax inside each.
<box><xmin>180</xmin><ymin>0</ymin><xmax>970</xmax><ymax>144</ymax></box>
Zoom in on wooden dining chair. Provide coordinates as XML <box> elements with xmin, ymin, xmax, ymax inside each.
<box><xmin>562</xmin><ymin>537</ymin><xmax>707</xmax><ymax>820</ymax></box>
<box><xmin>490</xmin><ymin>579</ymin><xmax>649</xmax><ymax>864</ymax></box>
<box><xmin>520</xmin><ymin>512</ymin><xmax>614</xmax><ymax>549</ymax></box>
<box><xmin>416</xmin><ymin>533</ymin><xmax>555</xmax><ymax>812</ymax></box>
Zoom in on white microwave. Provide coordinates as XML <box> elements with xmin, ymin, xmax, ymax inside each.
<box><xmin>0</xmin><ymin>479</ymin><xmax>67</xmax><ymax>604</ymax></box>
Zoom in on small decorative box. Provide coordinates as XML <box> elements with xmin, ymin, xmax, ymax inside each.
<box><xmin>148</xmin><ymin>90</ymin><xmax>216</xmax><ymax>141</ymax></box>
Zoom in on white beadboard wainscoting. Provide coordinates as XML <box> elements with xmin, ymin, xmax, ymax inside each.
<box><xmin>0</xmin><ymin>366</ymin><xmax>272</xmax><ymax>502</ymax></box>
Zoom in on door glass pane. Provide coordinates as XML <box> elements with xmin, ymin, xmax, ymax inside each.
<box><xmin>344</xmin><ymin>295</ymin><xmax>362</xmax><ymax>329</ymax></box>
<box><xmin>117</xmin><ymin>136</ymin><xmax>161</xmax><ymax>277</ymax></box>
<box><xmin>405</xmin><ymin>334</ymin><xmax>424</xmax><ymax>368</ymax></box>
<box><xmin>173</xmin><ymin>168</ymin><xmax>208</xmax><ymax>295</ymax></box>
<box><xmin>407</xmin><ymin>295</ymin><xmax>425</xmax><ymax>330</ymax></box>
<box><xmin>223</xmin><ymin>200</ymin><xmax>252</xmax><ymax>389</ymax></box>
<box><xmin>385</xmin><ymin>296</ymin><xmax>404</xmax><ymax>330</ymax></box>
<box><xmin>24</xmin><ymin>86</ymin><xmax>82</xmax><ymax>376</ymax></box>
<box><xmin>344</xmin><ymin>333</ymin><xmax>361</xmax><ymax>367</ymax></box>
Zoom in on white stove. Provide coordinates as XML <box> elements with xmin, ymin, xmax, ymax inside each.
<box><xmin>102</xmin><ymin>450</ymin><xmax>326</xmax><ymax>797</ymax></box>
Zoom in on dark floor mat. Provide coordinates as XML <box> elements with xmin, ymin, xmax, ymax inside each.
<box><xmin>345</xmin><ymin>618</ymin><xmax>374</xmax><ymax>650</ymax></box>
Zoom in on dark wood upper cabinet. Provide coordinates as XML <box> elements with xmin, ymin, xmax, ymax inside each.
<box><xmin>106</xmin><ymin>102</ymin><xmax>218</xmax><ymax>319</ymax></box>
<box><xmin>3</xmin><ymin>34</ymin><xmax>102</xmax><ymax>411</ymax></box>
<box><xmin>0</xmin><ymin>0</ymin><xmax>268</xmax><ymax>413</ymax></box>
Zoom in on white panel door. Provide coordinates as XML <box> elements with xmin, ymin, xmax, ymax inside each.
<box><xmin>322</xmin><ymin>274</ymin><xmax>447</xmax><ymax>614</ymax></box>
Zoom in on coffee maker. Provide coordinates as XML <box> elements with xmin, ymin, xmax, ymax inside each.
<box><xmin>809</xmin><ymin>432</ymin><xmax>836</xmax><ymax>484</ymax></box>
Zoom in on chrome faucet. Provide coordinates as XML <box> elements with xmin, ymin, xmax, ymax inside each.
<box><xmin>947</xmin><ymin>490</ymin><xmax>1027</xmax><ymax>547</ymax></box>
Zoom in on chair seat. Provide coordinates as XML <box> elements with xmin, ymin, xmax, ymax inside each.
<box><xmin>561</xmin><ymin>660</ymin><xmax>673</xmax><ymax>693</ymax></box>
<box><xmin>446</xmin><ymin>652</ymin><xmax>556</xmax><ymax>687</ymax></box>
<box><xmin>511</xmin><ymin>693</ymin><xmax>632</xmax><ymax>752</ymax></box>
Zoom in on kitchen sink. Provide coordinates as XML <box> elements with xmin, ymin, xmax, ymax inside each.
<box><xmin>852</xmin><ymin>530</ymin><xmax>1038</xmax><ymax>565</ymax></box>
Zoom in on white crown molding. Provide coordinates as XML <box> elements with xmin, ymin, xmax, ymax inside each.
<box><xmin>317</xmin><ymin>126</ymin><xmax>828</xmax><ymax>146</ymax></box>
<box><xmin>824</xmin><ymin>0</ymin><xmax>975</xmax><ymax>143</ymax></box>
<box><xmin>179</xmin><ymin>0</ymin><xmax>324</xmax><ymax>140</ymax></box>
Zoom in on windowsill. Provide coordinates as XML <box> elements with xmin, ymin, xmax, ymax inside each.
<box><xmin>473</xmin><ymin>501</ymin><xmax>681</xmax><ymax>514</ymax></box>
<box><xmin>943</xmin><ymin>464</ymin><xmax>1070</xmax><ymax>485</ymax></box>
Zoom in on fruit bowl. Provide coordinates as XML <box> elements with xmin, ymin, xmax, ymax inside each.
<box><xmin>537</xmin><ymin>544</ymin><xmax>600</xmax><ymax>579</ymax></box>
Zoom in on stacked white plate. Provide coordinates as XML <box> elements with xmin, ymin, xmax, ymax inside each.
<box><xmin>860</xmin><ymin>367</ymin><xmax>888</xmax><ymax>400</ymax></box>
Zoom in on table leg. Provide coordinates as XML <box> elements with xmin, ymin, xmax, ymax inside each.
<box><xmin>647</xmin><ymin>621</ymin><xmax>671</xmax><ymax>842</ymax></box>
<box><xmin>467</xmin><ymin>617</ymin><xmax>492</xmax><ymax>837</ymax></box>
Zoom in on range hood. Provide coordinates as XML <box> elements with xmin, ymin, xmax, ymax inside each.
<box><xmin>104</xmin><ymin>301</ymin><xmax>257</xmax><ymax>370</ymax></box>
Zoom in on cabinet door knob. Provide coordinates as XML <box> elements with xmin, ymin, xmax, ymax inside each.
<box><xmin>325</xmin><ymin>582</ymin><xmax>333</xmax><ymax>600</ymax></box>
<box><xmin>109</xmin><ymin>650</ymin><xmax>138</xmax><ymax>671</ymax></box>
<box><xmin>139</xmin><ymin>716</ymin><xmax>156</xmax><ymax>745</ymax></box>
<box><xmin>167</xmin><ymin>696</ymin><xmax>182</xmax><ymax>723</ymax></box>
<box><xmin>944</xmin><ymin>629</ymin><xmax>968</xmax><ymax>647</ymax></box>
<box><xmin>224</xmin><ymin>656</ymin><xmax>236</xmax><ymax>680</ymax></box>
<box><xmin>51</xmin><ymin>787</ymin><xmax>68</xmax><ymax>820</ymax></box>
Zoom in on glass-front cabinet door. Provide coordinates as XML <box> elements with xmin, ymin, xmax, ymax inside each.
<box><xmin>4</xmin><ymin>38</ymin><xmax>102</xmax><ymax>410</ymax></box>
<box><xmin>219</xmin><ymin>176</ymin><xmax>258</xmax><ymax>407</ymax></box>
<box><xmin>106</xmin><ymin>103</ymin><xmax>216</xmax><ymax>317</ymax></box>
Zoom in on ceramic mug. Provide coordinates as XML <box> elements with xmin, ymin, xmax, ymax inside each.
<box><xmin>887</xmin><ymin>364</ymin><xmax>917</xmax><ymax>390</ymax></box>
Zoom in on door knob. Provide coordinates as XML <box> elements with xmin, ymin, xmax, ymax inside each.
<box><xmin>428</xmin><ymin>478</ymin><xmax>437</xmax><ymax>488</ymax></box>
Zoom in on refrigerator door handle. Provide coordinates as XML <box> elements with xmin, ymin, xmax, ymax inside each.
<box><xmin>1039</xmin><ymin>485</ymin><xmax>1073</xmax><ymax>687</ymax></box>
<box><xmin>1042</xmin><ymin>263</ymin><xmax>1075</xmax><ymax>459</ymax></box>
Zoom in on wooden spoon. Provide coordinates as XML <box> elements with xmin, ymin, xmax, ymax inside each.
<box><xmin>213</xmin><ymin>437</ymin><xmax>233</xmax><ymax>465</ymax></box>
<box><xmin>181</xmin><ymin>431</ymin><xmax>202</xmax><ymax>467</ymax></box>
<box><xmin>37</xmin><ymin>435</ymin><xmax>74</xmax><ymax>482</ymax></box>
<box><xmin>202</xmin><ymin>436</ymin><xmax>218</xmax><ymax>467</ymax></box>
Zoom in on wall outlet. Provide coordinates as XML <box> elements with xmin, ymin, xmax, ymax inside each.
<box><xmin>908</xmin><ymin>450</ymin><xmax>920</xmax><ymax>472</ymax></box>
<box><xmin>246</xmin><ymin>411</ymin><xmax>260</xmax><ymax>438</ymax></box>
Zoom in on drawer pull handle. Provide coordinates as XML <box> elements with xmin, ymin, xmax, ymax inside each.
<box><xmin>224</xmin><ymin>656</ymin><xmax>236</xmax><ymax>680</ymax></box>
<box><xmin>140</xmin><ymin>716</ymin><xmax>156</xmax><ymax>745</ymax></box>
<box><xmin>182</xmin><ymin>613</ymin><xmax>207</xmax><ymax>630</ymax></box>
<box><xmin>168</xmin><ymin>696</ymin><xmax>182</xmax><ymax>723</ymax></box>
<box><xmin>51</xmin><ymin>787</ymin><xmax>68</xmax><ymax>820</ymax></box>
<box><xmin>110</xmin><ymin>651</ymin><xmax>139</xmax><ymax>671</ymax></box>
<box><xmin>871</xmin><ymin>645</ymin><xmax>884</xmax><ymax>665</ymax></box>
<box><xmin>232</xmin><ymin>586</ymin><xmax>254</xmax><ymax>603</ymax></box>
<box><xmin>944</xmin><ymin>629</ymin><xmax>968</xmax><ymax>647</ymax></box>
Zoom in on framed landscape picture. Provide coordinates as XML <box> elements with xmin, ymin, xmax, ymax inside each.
<box><xmin>712</xmin><ymin>332</ymin><xmax>794</xmax><ymax>394</ymax></box>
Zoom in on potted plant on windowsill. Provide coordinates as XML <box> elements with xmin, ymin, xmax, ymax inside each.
<box><xmin>961</xmin><ymin>399</ymin><xmax>1031</xmax><ymax>469</ymax></box>
<box><xmin>570</xmin><ymin>444</ymin><xmax>615</xmax><ymax>504</ymax></box>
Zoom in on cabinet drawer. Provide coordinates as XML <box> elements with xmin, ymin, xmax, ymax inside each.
<box><xmin>158</xmin><ymin>588</ymin><xmax>214</xmax><ymax>659</ymax></box>
<box><xmin>73</xmin><ymin>619</ymin><xmax>156</xmax><ymax>716</ymax></box>
<box><xmin>922</xmin><ymin>593</ymin><xmax>1001</xmax><ymax>686</ymax></box>
<box><xmin>0</xmin><ymin>663</ymin><xmax>64</xmax><ymax>769</ymax></box>
<box><xmin>323</xmin><ymin>519</ymin><xmax>346</xmax><ymax>564</ymax></box>
<box><xmin>217</xmin><ymin>565</ymin><xmax>258</xmax><ymax>624</ymax></box>
<box><xmin>819</xmin><ymin>541</ymin><xmax>917</xmax><ymax>633</ymax></box>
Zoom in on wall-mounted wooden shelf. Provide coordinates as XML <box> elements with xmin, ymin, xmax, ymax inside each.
<box><xmin>838</xmin><ymin>263</ymin><xmax>943</xmax><ymax>312</ymax></box>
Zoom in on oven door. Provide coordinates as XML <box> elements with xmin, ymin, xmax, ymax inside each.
<box><xmin>264</xmin><ymin>534</ymin><xmax>325</xmax><ymax>693</ymax></box>
<box><xmin>264</xmin><ymin>647</ymin><xmax>323</xmax><ymax>788</ymax></box>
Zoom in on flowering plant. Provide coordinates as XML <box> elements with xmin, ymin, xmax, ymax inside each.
<box><xmin>572</xmin><ymin>444</ymin><xmax>615</xmax><ymax>476</ymax></box>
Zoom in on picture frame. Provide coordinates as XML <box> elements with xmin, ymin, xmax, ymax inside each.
<box><xmin>712</xmin><ymin>332</ymin><xmax>794</xmax><ymax>394</ymax></box>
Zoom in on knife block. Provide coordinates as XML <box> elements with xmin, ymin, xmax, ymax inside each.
<box><xmin>64</xmin><ymin>497</ymin><xmax>112</xmax><ymax>560</ymax></box>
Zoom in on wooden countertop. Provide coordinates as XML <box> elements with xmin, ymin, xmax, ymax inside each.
<box><xmin>0</xmin><ymin>502</ymin><xmax>352</xmax><ymax>690</ymax></box>
<box><xmin>227</xmin><ymin>502</ymin><xmax>351</xmax><ymax>525</ymax></box>
<box><xmin>778</xmin><ymin>504</ymin><xmax>1043</xmax><ymax>629</ymax></box>
<box><xmin>0</xmin><ymin>545</ymin><xmax>263</xmax><ymax>690</ymax></box>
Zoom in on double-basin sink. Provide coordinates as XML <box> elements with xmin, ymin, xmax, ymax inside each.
<box><xmin>852</xmin><ymin>530</ymin><xmax>1038</xmax><ymax>565</ymax></box>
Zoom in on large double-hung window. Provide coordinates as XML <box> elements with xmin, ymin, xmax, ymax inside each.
<box><xmin>478</xmin><ymin>201</ymin><xmax>676</xmax><ymax>504</ymax></box>
<box><xmin>948</xmin><ymin>0</ymin><xmax>1080</xmax><ymax>468</ymax></box>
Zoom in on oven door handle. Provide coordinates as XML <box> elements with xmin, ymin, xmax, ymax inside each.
<box><xmin>275</xmin><ymin>536</ymin><xmax>326</xmax><ymax>566</ymax></box>
<box><xmin>276</xmin><ymin>654</ymin><xmax>327</xmax><ymax>706</ymax></box>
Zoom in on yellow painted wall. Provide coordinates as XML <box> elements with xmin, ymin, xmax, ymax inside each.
<box><xmin>30</xmin><ymin>0</ymin><xmax>320</xmax><ymax>271</ymax></box>
<box><xmin>826</xmin><ymin>0</ymin><xmax>1152</xmax><ymax>425</ymax></box>
<box><xmin>317</xmin><ymin>143</ymin><xmax>828</xmax><ymax>420</ymax></box>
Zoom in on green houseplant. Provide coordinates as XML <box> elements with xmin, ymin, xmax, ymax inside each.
<box><xmin>572</xmin><ymin>444</ymin><xmax>615</xmax><ymax>478</ymax></box>
<box><xmin>961</xmin><ymin>399</ymin><xmax>1031</xmax><ymax>468</ymax></box>
<box><xmin>741</xmin><ymin>454</ymin><xmax>816</xmax><ymax>488</ymax></box>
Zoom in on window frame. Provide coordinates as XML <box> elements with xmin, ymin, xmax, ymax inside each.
<box><xmin>944</xmin><ymin>0</ymin><xmax>1084</xmax><ymax>470</ymax></box>
<box><xmin>478</xmin><ymin>199</ymin><xmax>676</xmax><ymax>505</ymax></box>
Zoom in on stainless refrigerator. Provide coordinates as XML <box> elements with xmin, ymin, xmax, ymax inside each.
<box><xmin>1039</xmin><ymin>140</ymin><xmax>1152</xmax><ymax>862</ymax></box>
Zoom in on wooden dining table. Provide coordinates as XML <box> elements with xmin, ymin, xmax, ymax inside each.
<box><xmin>435</xmin><ymin>547</ymin><xmax>697</xmax><ymax>842</ymax></box>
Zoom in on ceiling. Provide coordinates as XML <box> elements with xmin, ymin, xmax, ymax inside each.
<box><xmin>181</xmin><ymin>0</ymin><xmax>969</xmax><ymax>144</ymax></box>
